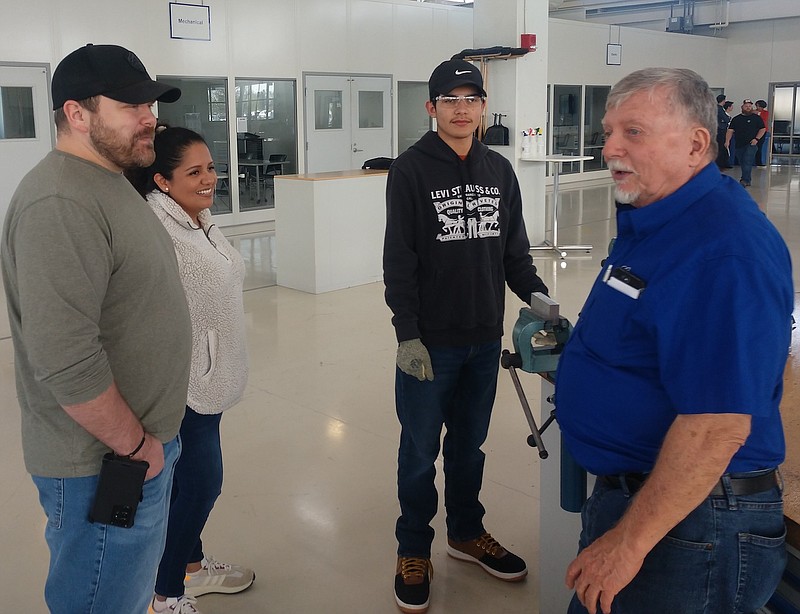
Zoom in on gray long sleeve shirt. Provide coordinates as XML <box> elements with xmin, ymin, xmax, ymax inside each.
<box><xmin>1</xmin><ymin>150</ymin><xmax>192</xmax><ymax>477</ymax></box>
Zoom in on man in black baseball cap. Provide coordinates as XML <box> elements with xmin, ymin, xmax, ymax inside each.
<box><xmin>385</xmin><ymin>55</ymin><xmax>545</xmax><ymax>614</ymax></box>
<box><xmin>52</xmin><ymin>43</ymin><xmax>180</xmax><ymax>110</ymax></box>
<box><xmin>1</xmin><ymin>43</ymin><xmax>191</xmax><ymax>613</ymax></box>
<box><xmin>427</xmin><ymin>58</ymin><xmax>487</xmax><ymax>100</ymax></box>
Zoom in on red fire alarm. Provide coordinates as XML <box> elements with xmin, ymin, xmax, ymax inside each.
<box><xmin>521</xmin><ymin>33</ymin><xmax>537</xmax><ymax>51</ymax></box>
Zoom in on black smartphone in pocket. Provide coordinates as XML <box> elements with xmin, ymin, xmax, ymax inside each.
<box><xmin>89</xmin><ymin>453</ymin><xmax>149</xmax><ymax>528</ymax></box>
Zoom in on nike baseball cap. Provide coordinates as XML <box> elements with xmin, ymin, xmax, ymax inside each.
<box><xmin>428</xmin><ymin>59</ymin><xmax>486</xmax><ymax>100</ymax></box>
<box><xmin>52</xmin><ymin>44</ymin><xmax>181</xmax><ymax>110</ymax></box>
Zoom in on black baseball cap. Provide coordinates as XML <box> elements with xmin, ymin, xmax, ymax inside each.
<box><xmin>428</xmin><ymin>59</ymin><xmax>486</xmax><ymax>100</ymax></box>
<box><xmin>52</xmin><ymin>44</ymin><xmax>181</xmax><ymax>110</ymax></box>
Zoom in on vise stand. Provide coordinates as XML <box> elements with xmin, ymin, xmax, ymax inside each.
<box><xmin>501</xmin><ymin>292</ymin><xmax>588</xmax><ymax>612</ymax></box>
<box><xmin>501</xmin><ymin>292</ymin><xmax>570</xmax><ymax>460</ymax></box>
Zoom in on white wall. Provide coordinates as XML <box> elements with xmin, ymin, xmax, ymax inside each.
<box><xmin>549</xmin><ymin>18</ymin><xmax>728</xmax><ymax>89</ymax></box>
<box><xmin>0</xmin><ymin>0</ymin><xmax>473</xmax><ymax>164</ymax></box>
<box><xmin>719</xmin><ymin>17</ymin><xmax>800</xmax><ymax>102</ymax></box>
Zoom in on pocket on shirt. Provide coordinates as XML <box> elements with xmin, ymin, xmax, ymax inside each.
<box><xmin>200</xmin><ymin>329</ymin><xmax>219</xmax><ymax>381</ymax></box>
<box><xmin>419</xmin><ymin>265</ymin><xmax>502</xmax><ymax>331</ymax></box>
<box><xmin>576</xmin><ymin>281</ymin><xmax>642</xmax><ymax>359</ymax></box>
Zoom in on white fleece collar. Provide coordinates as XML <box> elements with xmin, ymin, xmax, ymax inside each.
<box><xmin>146</xmin><ymin>190</ymin><xmax>212</xmax><ymax>231</ymax></box>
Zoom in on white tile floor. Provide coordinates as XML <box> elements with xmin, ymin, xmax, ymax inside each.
<box><xmin>0</xmin><ymin>164</ymin><xmax>798</xmax><ymax>613</ymax></box>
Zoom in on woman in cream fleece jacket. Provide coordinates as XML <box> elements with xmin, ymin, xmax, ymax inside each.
<box><xmin>129</xmin><ymin>127</ymin><xmax>254</xmax><ymax>614</ymax></box>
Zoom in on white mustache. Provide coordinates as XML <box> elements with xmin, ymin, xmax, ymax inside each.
<box><xmin>607</xmin><ymin>161</ymin><xmax>635</xmax><ymax>174</ymax></box>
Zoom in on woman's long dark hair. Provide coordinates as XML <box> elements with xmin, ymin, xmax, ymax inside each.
<box><xmin>127</xmin><ymin>125</ymin><xmax>208</xmax><ymax>198</ymax></box>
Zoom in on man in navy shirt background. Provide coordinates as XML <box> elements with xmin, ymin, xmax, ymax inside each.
<box><xmin>558</xmin><ymin>67</ymin><xmax>792</xmax><ymax>614</ymax></box>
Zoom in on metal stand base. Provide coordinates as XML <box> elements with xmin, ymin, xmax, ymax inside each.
<box><xmin>531</xmin><ymin>241</ymin><xmax>593</xmax><ymax>258</ymax></box>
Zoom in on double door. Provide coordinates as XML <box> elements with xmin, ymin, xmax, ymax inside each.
<box><xmin>304</xmin><ymin>74</ymin><xmax>392</xmax><ymax>173</ymax></box>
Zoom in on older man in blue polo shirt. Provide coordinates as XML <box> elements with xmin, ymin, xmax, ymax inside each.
<box><xmin>557</xmin><ymin>67</ymin><xmax>792</xmax><ymax>614</ymax></box>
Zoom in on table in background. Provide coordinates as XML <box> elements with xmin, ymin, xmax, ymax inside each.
<box><xmin>522</xmin><ymin>154</ymin><xmax>594</xmax><ymax>257</ymax></box>
<box><xmin>238</xmin><ymin>159</ymin><xmax>289</xmax><ymax>203</ymax></box>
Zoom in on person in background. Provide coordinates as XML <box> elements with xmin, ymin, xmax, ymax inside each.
<box><xmin>383</xmin><ymin>58</ymin><xmax>548</xmax><ymax>614</ymax></box>
<box><xmin>715</xmin><ymin>94</ymin><xmax>731</xmax><ymax>169</ymax></box>
<box><xmin>725</xmin><ymin>99</ymin><xmax>765</xmax><ymax>187</ymax></box>
<box><xmin>558</xmin><ymin>67</ymin><xmax>791</xmax><ymax>614</ymax></box>
<box><xmin>128</xmin><ymin>126</ymin><xmax>254</xmax><ymax>614</ymax></box>
<box><xmin>0</xmin><ymin>44</ymin><xmax>191</xmax><ymax>613</ymax></box>
<box><xmin>755</xmin><ymin>99</ymin><xmax>770</xmax><ymax>166</ymax></box>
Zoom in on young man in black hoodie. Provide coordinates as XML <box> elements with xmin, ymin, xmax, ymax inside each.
<box><xmin>383</xmin><ymin>58</ymin><xmax>548</xmax><ymax>614</ymax></box>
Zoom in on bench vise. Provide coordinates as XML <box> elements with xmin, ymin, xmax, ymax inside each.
<box><xmin>507</xmin><ymin>292</ymin><xmax>572</xmax><ymax>376</ymax></box>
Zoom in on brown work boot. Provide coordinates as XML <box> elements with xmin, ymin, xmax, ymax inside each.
<box><xmin>394</xmin><ymin>556</ymin><xmax>433</xmax><ymax>613</ymax></box>
<box><xmin>447</xmin><ymin>532</ymin><xmax>528</xmax><ymax>581</ymax></box>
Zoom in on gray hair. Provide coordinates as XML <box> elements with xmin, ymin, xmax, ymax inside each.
<box><xmin>607</xmin><ymin>67</ymin><xmax>717</xmax><ymax>151</ymax></box>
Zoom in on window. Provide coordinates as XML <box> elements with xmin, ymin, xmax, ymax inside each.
<box><xmin>156</xmin><ymin>76</ymin><xmax>231</xmax><ymax>214</ymax></box>
<box><xmin>583</xmin><ymin>86</ymin><xmax>610</xmax><ymax>171</ymax></box>
<box><xmin>314</xmin><ymin>90</ymin><xmax>343</xmax><ymax>130</ymax></box>
<box><xmin>358</xmin><ymin>91</ymin><xmax>384</xmax><ymax>128</ymax></box>
<box><xmin>0</xmin><ymin>86</ymin><xmax>35</xmax><ymax>139</ymax></box>
<box><xmin>208</xmin><ymin>85</ymin><xmax>227</xmax><ymax>122</ymax></box>
<box><xmin>237</xmin><ymin>82</ymin><xmax>276</xmax><ymax>120</ymax></box>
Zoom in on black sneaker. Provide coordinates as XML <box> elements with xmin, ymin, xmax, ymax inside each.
<box><xmin>394</xmin><ymin>557</ymin><xmax>433</xmax><ymax>613</ymax></box>
<box><xmin>446</xmin><ymin>533</ymin><xmax>528</xmax><ymax>581</ymax></box>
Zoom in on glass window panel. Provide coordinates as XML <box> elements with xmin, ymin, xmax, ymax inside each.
<box><xmin>235</xmin><ymin>78</ymin><xmax>298</xmax><ymax>211</ymax></box>
<box><xmin>315</xmin><ymin>90</ymin><xmax>342</xmax><ymax>130</ymax></box>
<box><xmin>358</xmin><ymin>91</ymin><xmax>384</xmax><ymax>128</ymax></box>
<box><xmin>0</xmin><ymin>86</ymin><xmax>35</xmax><ymax>139</ymax></box>
<box><xmin>772</xmin><ymin>86</ymin><xmax>794</xmax><ymax>156</ymax></box>
<box><xmin>397</xmin><ymin>81</ymin><xmax>431</xmax><ymax>155</ymax></box>
<box><xmin>583</xmin><ymin>86</ymin><xmax>609</xmax><ymax>171</ymax></box>
<box><xmin>156</xmin><ymin>76</ymin><xmax>231</xmax><ymax>214</ymax></box>
<box><xmin>552</xmin><ymin>85</ymin><xmax>582</xmax><ymax>174</ymax></box>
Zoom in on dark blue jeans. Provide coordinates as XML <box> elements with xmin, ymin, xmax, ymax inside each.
<box><xmin>568</xmin><ymin>473</ymin><xmax>786</xmax><ymax>614</ymax></box>
<box><xmin>155</xmin><ymin>407</ymin><xmax>224</xmax><ymax>597</ymax></box>
<box><xmin>395</xmin><ymin>340</ymin><xmax>501</xmax><ymax>557</ymax></box>
<box><xmin>736</xmin><ymin>144</ymin><xmax>758</xmax><ymax>183</ymax></box>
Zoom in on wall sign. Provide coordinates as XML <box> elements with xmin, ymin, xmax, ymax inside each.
<box><xmin>606</xmin><ymin>44</ymin><xmax>622</xmax><ymax>66</ymax></box>
<box><xmin>169</xmin><ymin>2</ymin><xmax>211</xmax><ymax>41</ymax></box>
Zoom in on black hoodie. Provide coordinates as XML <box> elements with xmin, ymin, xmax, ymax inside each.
<box><xmin>383</xmin><ymin>131</ymin><xmax>548</xmax><ymax>347</ymax></box>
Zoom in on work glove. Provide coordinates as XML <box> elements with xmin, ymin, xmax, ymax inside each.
<box><xmin>396</xmin><ymin>338</ymin><xmax>434</xmax><ymax>382</ymax></box>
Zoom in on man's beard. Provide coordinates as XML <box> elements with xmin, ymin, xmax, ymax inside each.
<box><xmin>608</xmin><ymin>162</ymin><xmax>640</xmax><ymax>204</ymax></box>
<box><xmin>613</xmin><ymin>185</ymin><xmax>640</xmax><ymax>205</ymax></box>
<box><xmin>89</xmin><ymin>115</ymin><xmax>155</xmax><ymax>170</ymax></box>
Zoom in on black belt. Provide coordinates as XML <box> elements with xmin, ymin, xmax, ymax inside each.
<box><xmin>598</xmin><ymin>469</ymin><xmax>779</xmax><ymax>497</ymax></box>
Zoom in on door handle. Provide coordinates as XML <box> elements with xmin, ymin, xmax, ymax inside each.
<box><xmin>353</xmin><ymin>143</ymin><xmax>364</xmax><ymax>153</ymax></box>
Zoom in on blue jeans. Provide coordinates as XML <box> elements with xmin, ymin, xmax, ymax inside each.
<box><xmin>155</xmin><ymin>407</ymin><xmax>223</xmax><ymax>597</ymax></box>
<box><xmin>567</xmin><ymin>473</ymin><xmax>786</xmax><ymax>614</ymax></box>
<box><xmin>736</xmin><ymin>144</ymin><xmax>758</xmax><ymax>183</ymax></box>
<box><xmin>395</xmin><ymin>340</ymin><xmax>500</xmax><ymax>557</ymax></box>
<box><xmin>32</xmin><ymin>437</ymin><xmax>180</xmax><ymax>614</ymax></box>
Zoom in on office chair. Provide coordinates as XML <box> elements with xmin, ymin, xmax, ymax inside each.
<box><xmin>264</xmin><ymin>153</ymin><xmax>288</xmax><ymax>190</ymax></box>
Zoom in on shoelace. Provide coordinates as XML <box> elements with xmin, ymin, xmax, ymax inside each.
<box><xmin>153</xmin><ymin>595</ymin><xmax>199</xmax><ymax>614</ymax></box>
<box><xmin>172</xmin><ymin>596</ymin><xmax>200</xmax><ymax>614</ymax></box>
<box><xmin>399</xmin><ymin>557</ymin><xmax>432</xmax><ymax>581</ymax></box>
<box><xmin>202</xmin><ymin>555</ymin><xmax>232</xmax><ymax>576</ymax></box>
<box><xmin>475</xmin><ymin>533</ymin><xmax>504</xmax><ymax>557</ymax></box>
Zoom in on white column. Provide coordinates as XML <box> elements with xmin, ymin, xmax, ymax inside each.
<box><xmin>474</xmin><ymin>4</ymin><xmax>583</xmax><ymax>612</ymax></box>
<box><xmin>473</xmin><ymin>0</ymin><xmax>549</xmax><ymax>245</ymax></box>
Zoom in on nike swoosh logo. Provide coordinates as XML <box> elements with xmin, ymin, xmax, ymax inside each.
<box><xmin>454</xmin><ymin>70</ymin><xmax>472</xmax><ymax>75</ymax></box>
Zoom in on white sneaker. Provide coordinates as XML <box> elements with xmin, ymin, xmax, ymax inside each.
<box><xmin>149</xmin><ymin>595</ymin><xmax>202</xmax><ymax>614</ymax></box>
<box><xmin>184</xmin><ymin>555</ymin><xmax>256</xmax><ymax>597</ymax></box>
